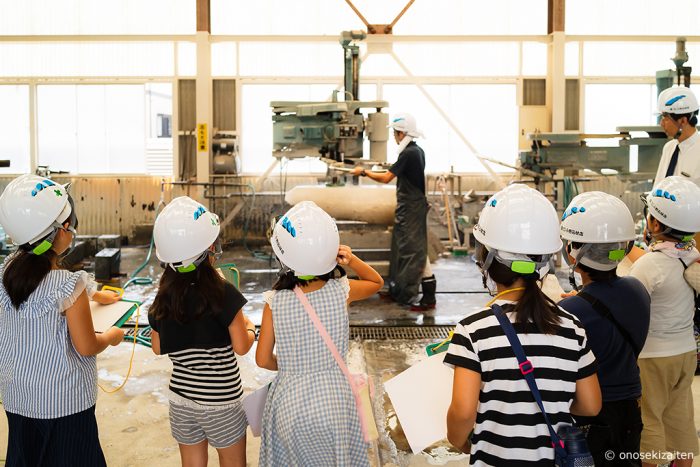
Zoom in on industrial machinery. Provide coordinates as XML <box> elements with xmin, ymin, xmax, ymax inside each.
<box><xmin>212</xmin><ymin>131</ymin><xmax>239</xmax><ymax>174</ymax></box>
<box><xmin>271</xmin><ymin>31</ymin><xmax>390</xmax><ymax>164</ymax></box>
<box><xmin>519</xmin><ymin>38</ymin><xmax>692</xmax><ymax>182</ymax></box>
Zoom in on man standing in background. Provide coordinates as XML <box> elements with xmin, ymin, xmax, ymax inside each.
<box><xmin>351</xmin><ymin>113</ymin><xmax>436</xmax><ymax>310</ymax></box>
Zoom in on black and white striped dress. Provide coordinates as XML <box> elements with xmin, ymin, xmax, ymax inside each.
<box><xmin>444</xmin><ymin>300</ymin><xmax>597</xmax><ymax>466</ymax></box>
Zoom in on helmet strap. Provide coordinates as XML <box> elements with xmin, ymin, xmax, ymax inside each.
<box><xmin>567</xmin><ymin>243</ymin><xmax>592</xmax><ymax>292</ymax></box>
<box><xmin>170</xmin><ymin>250</ymin><xmax>209</xmax><ymax>273</ymax></box>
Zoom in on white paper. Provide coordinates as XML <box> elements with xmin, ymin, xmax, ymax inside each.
<box><xmin>89</xmin><ymin>300</ymin><xmax>136</xmax><ymax>333</ymax></box>
<box><xmin>384</xmin><ymin>354</ymin><xmax>454</xmax><ymax>454</ymax></box>
<box><xmin>242</xmin><ymin>383</ymin><xmax>269</xmax><ymax>437</ymax></box>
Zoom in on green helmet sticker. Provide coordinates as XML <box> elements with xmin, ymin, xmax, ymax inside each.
<box><xmin>608</xmin><ymin>249</ymin><xmax>626</xmax><ymax>261</ymax></box>
<box><xmin>176</xmin><ymin>263</ymin><xmax>197</xmax><ymax>273</ymax></box>
<box><xmin>32</xmin><ymin>240</ymin><xmax>53</xmax><ymax>255</ymax></box>
<box><xmin>511</xmin><ymin>260</ymin><xmax>536</xmax><ymax>275</ymax></box>
<box><xmin>297</xmin><ymin>275</ymin><xmax>316</xmax><ymax>280</ymax></box>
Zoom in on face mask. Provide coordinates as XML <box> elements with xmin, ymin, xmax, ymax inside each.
<box><xmin>481</xmin><ymin>270</ymin><xmax>498</xmax><ymax>296</ymax></box>
<box><xmin>396</xmin><ymin>135</ymin><xmax>413</xmax><ymax>155</ymax></box>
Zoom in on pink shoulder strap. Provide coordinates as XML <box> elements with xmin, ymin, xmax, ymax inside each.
<box><xmin>293</xmin><ymin>286</ymin><xmax>372</xmax><ymax>442</ymax></box>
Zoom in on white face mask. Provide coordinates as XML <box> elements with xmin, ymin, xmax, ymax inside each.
<box><xmin>481</xmin><ymin>271</ymin><xmax>498</xmax><ymax>296</ymax></box>
<box><xmin>396</xmin><ymin>134</ymin><xmax>413</xmax><ymax>156</ymax></box>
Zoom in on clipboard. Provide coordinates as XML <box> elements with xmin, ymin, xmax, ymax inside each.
<box><xmin>89</xmin><ymin>299</ymin><xmax>139</xmax><ymax>333</ymax></box>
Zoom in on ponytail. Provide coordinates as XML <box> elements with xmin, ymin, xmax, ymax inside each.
<box><xmin>3</xmin><ymin>249</ymin><xmax>58</xmax><ymax>309</ymax></box>
<box><xmin>478</xmin><ymin>246</ymin><xmax>560</xmax><ymax>334</ymax></box>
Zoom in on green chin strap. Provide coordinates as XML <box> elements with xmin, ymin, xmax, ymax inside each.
<box><xmin>32</xmin><ymin>240</ymin><xmax>53</xmax><ymax>256</ymax></box>
<box><xmin>510</xmin><ymin>260</ymin><xmax>536</xmax><ymax>275</ymax></box>
<box><xmin>297</xmin><ymin>275</ymin><xmax>316</xmax><ymax>280</ymax></box>
<box><xmin>176</xmin><ymin>263</ymin><xmax>197</xmax><ymax>273</ymax></box>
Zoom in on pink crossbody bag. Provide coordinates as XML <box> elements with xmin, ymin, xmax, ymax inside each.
<box><xmin>293</xmin><ymin>286</ymin><xmax>379</xmax><ymax>442</ymax></box>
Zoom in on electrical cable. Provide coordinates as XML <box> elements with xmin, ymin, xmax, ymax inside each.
<box><xmin>98</xmin><ymin>303</ymin><xmax>140</xmax><ymax>394</ymax></box>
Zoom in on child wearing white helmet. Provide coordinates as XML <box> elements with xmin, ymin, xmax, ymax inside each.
<box><xmin>654</xmin><ymin>86</ymin><xmax>700</xmax><ymax>187</ymax></box>
<box><xmin>256</xmin><ymin>201</ymin><xmax>383</xmax><ymax>466</ymax></box>
<box><xmin>148</xmin><ymin>196</ymin><xmax>256</xmax><ymax>466</ymax></box>
<box><xmin>444</xmin><ymin>184</ymin><xmax>601</xmax><ymax>464</ymax></box>
<box><xmin>558</xmin><ymin>192</ymin><xmax>650</xmax><ymax>465</ymax></box>
<box><xmin>627</xmin><ymin>176</ymin><xmax>700</xmax><ymax>464</ymax></box>
<box><xmin>0</xmin><ymin>174</ymin><xmax>124</xmax><ymax>466</ymax></box>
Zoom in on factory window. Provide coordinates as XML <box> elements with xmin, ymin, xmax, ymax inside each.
<box><xmin>212</xmin><ymin>42</ymin><xmax>237</xmax><ymax>77</ymax></box>
<box><xmin>584</xmin><ymin>84</ymin><xmax>657</xmax><ymax>136</ymax></box>
<box><xmin>238</xmin><ymin>42</ymin><xmax>340</xmax><ymax>77</ymax></box>
<box><xmin>177</xmin><ymin>42</ymin><xmax>197</xmax><ymax>77</ymax></box>
<box><xmin>0</xmin><ymin>86</ymin><xmax>30</xmax><ymax>174</ymax></box>
<box><xmin>582</xmin><ymin>42</ymin><xmax>700</xmax><ymax>77</ymax></box>
<box><xmin>565</xmin><ymin>42</ymin><xmax>580</xmax><ymax>76</ymax></box>
<box><xmin>211</xmin><ymin>0</ymin><xmax>363</xmax><ymax>35</ymax></box>
<box><xmin>521</xmin><ymin>42</ymin><xmax>548</xmax><ymax>76</ymax></box>
<box><xmin>567</xmin><ymin>0</ymin><xmax>700</xmax><ymax>36</ymax></box>
<box><xmin>0</xmin><ymin>42</ymin><xmax>175</xmax><ymax>78</ymax></box>
<box><xmin>37</xmin><ymin>84</ymin><xmax>173</xmax><ymax>175</ymax></box>
<box><xmin>211</xmin><ymin>0</ymin><xmax>546</xmax><ymax>36</ymax></box>
<box><xmin>392</xmin><ymin>42</ymin><xmax>520</xmax><ymax>77</ymax></box>
<box><xmin>0</xmin><ymin>0</ymin><xmax>195</xmax><ymax>35</ymax></box>
<box><xmin>382</xmin><ymin>84</ymin><xmax>518</xmax><ymax>173</ymax></box>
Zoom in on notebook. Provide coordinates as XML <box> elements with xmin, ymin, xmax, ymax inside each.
<box><xmin>89</xmin><ymin>300</ymin><xmax>138</xmax><ymax>333</ymax></box>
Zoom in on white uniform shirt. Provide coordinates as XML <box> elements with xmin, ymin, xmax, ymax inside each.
<box><xmin>654</xmin><ymin>130</ymin><xmax>700</xmax><ymax>187</ymax></box>
<box><xmin>629</xmin><ymin>252</ymin><xmax>696</xmax><ymax>358</ymax></box>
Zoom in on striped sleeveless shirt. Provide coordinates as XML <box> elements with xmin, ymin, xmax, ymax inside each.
<box><xmin>0</xmin><ymin>256</ymin><xmax>97</xmax><ymax>419</ymax></box>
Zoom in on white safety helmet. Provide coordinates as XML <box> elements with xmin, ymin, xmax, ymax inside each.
<box><xmin>644</xmin><ymin>176</ymin><xmax>700</xmax><ymax>238</ymax></box>
<box><xmin>387</xmin><ymin>112</ymin><xmax>424</xmax><ymax>138</ymax></box>
<box><xmin>154</xmin><ymin>196</ymin><xmax>221</xmax><ymax>273</ymax></box>
<box><xmin>474</xmin><ymin>184</ymin><xmax>561</xmax><ymax>278</ymax></box>
<box><xmin>560</xmin><ymin>192</ymin><xmax>635</xmax><ymax>274</ymax></box>
<box><xmin>0</xmin><ymin>174</ymin><xmax>77</xmax><ymax>255</ymax></box>
<box><xmin>271</xmin><ymin>201</ymin><xmax>339</xmax><ymax>278</ymax></box>
<box><xmin>657</xmin><ymin>86</ymin><xmax>699</xmax><ymax>116</ymax></box>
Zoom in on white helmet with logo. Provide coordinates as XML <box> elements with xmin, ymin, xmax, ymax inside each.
<box><xmin>0</xmin><ymin>174</ymin><xmax>77</xmax><ymax>255</ymax></box>
<box><xmin>387</xmin><ymin>112</ymin><xmax>424</xmax><ymax>138</ymax></box>
<box><xmin>561</xmin><ymin>192</ymin><xmax>635</xmax><ymax>272</ymax></box>
<box><xmin>645</xmin><ymin>176</ymin><xmax>700</xmax><ymax>237</ymax></box>
<box><xmin>271</xmin><ymin>201</ymin><xmax>339</xmax><ymax>277</ymax></box>
<box><xmin>474</xmin><ymin>184</ymin><xmax>561</xmax><ymax>277</ymax></box>
<box><xmin>154</xmin><ymin>196</ymin><xmax>221</xmax><ymax>272</ymax></box>
<box><xmin>657</xmin><ymin>86</ymin><xmax>699</xmax><ymax>115</ymax></box>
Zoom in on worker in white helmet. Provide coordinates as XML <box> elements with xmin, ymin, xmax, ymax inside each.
<box><xmin>628</xmin><ymin>177</ymin><xmax>700</xmax><ymax>464</ymax></box>
<box><xmin>654</xmin><ymin>86</ymin><xmax>700</xmax><ymax>187</ymax></box>
<box><xmin>350</xmin><ymin>112</ymin><xmax>435</xmax><ymax>310</ymax></box>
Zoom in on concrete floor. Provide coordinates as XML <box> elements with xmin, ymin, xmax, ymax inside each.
<box><xmin>1</xmin><ymin>246</ymin><xmax>699</xmax><ymax>466</ymax></box>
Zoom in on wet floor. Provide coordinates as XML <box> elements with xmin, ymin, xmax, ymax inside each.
<box><xmin>1</xmin><ymin>246</ymin><xmax>699</xmax><ymax>466</ymax></box>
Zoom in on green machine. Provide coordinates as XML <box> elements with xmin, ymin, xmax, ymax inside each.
<box><xmin>520</xmin><ymin>38</ymin><xmax>692</xmax><ymax>181</ymax></box>
<box><xmin>271</xmin><ymin>31</ymin><xmax>390</xmax><ymax>164</ymax></box>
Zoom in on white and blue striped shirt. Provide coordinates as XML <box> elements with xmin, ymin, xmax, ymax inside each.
<box><xmin>0</xmin><ymin>256</ymin><xmax>97</xmax><ymax>419</ymax></box>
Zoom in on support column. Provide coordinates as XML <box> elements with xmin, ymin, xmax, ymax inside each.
<box><xmin>547</xmin><ymin>0</ymin><xmax>566</xmax><ymax>132</ymax></box>
<box><xmin>195</xmin><ymin>0</ymin><xmax>212</xmax><ymax>184</ymax></box>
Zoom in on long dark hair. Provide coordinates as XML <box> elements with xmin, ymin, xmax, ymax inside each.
<box><xmin>478</xmin><ymin>247</ymin><xmax>560</xmax><ymax>334</ymax></box>
<box><xmin>272</xmin><ymin>266</ymin><xmax>347</xmax><ymax>291</ymax></box>
<box><xmin>3</xmin><ymin>249</ymin><xmax>59</xmax><ymax>309</ymax></box>
<box><xmin>150</xmin><ymin>259</ymin><xmax>226</xmax><ymax>324</ymax></box>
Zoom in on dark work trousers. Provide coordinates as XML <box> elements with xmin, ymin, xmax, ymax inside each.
<box><xmin>576</xmin><ymin>398</ymin><xmax>643</xmax><ymax>466</ymax></box>
<box><xmin>5</xmin><ymin>405</ymin><xmax>107</xmax><ymax>467</ymax></box>
<box><xmin>389</xmin><ymin>185</ymin><xmax>428</xmax><ymax>305</ymax></box>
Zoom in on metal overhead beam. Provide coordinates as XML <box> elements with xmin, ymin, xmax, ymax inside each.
<box><xmin>343</xmin><ymin>0</ymin><xmax>416</xmax><ymax>34</ymax></box>
<box><xmin>197</xmin><ymin>0</ymin><xmax>211</xmax><ymax>33</ymax></box>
